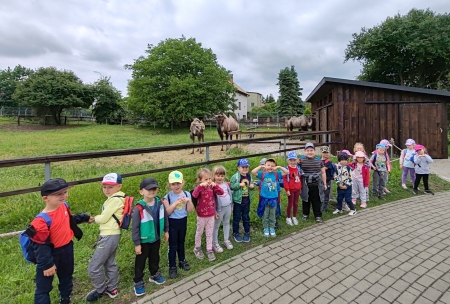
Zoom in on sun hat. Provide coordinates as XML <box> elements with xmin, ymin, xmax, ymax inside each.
<box><xmin>354</xmin><ymin>151</ymin><xmax>366</xmax><ymax>158</ymax></box>
<box><xmin>376</xmin><ymin>144</ymin><xmax>386</xmax><ymax>149</ymax></box>
<box><xmin>237</xmin><ymin>158</ymin><xmax>250</xmax><ymax>167</ymax></box>
<box><xmin>304</xmin><ymin>142</ymin><xmax>315</xmax><ymax>149</ymax></box>
<box><xmin>414</xmin><ymin>144</ymin><xmax>425</xmax><ymax>151</ymax></box>
<box><xmin>41</xmin><ymin>178</ymin><xmax>71</xmax><ymax>196</ymax></box>
<box><xmin>140</xmin><ymin>177</ymin><xmax>159</xmax><ymax>190</ymax></box>
<box><xmin>320</xmin><ymin>146</ymin><xmax>330</xmax><ymax>153</ymax></box>
<box><xmin>405</xmin><ymin>139</ymin><xmax>416</xmax><ymax>146</ymax></box>
<box><xmin>101</xmin><ymin>173</ymin><xmax>123</xmax><ymax>185</ymax></box>
<box><xmin>380</xmin><ymin>139</ymin><xmax>392</xmax><ymax>147</ymax></box>
<box><xmin>168</xmin><ymin>171</ymin><xmax>183</xmax><ymax>183</ymax></box>
<box><xmin>340</xmin><ymin>150</ymin><xmax>353</xmax><ymax>156</ymax></box>
<box><xmin>287</xmin><ymin>151</ymin><xmax>298</xmax><ymax>160</ymax></box>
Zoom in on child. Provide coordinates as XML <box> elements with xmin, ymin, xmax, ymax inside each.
<box><xmin>252</xmin><ymin>158</ymin><xmax>288</xmax><ymax>236</ymax></box>
<box><xmin>283</xmin><ymin>151</ymin><xmax>302</xmax><ymax>225</ymax></box>
<box><xmin>299</xmin><ymin>142</ymin><xmax>327</xmax><ymax>222</ymax></box>
<box><xmin>399</xmin><ymin>139</ymin><xmax>416</xmax><ymax>189</ymax></box>
<box><xmin>192</xmin><ymin>168</ymin><xmax>224</xmax><ymax>261</ymax></box>
<box><xmin>86</xmin><ymin>173</ymin><xmax>125</xmax><ymax>302</ymax></box>
<box><xmin>230</xmin><ymin>159</ymin><xmax>254</xmax><ymax>242</ymax></box>
<box><xmin>333</xmin><ymin>153</ymin><xmax>357</xmax><ymax>215</ymax></box>
<box><xmin>162</xmin><ymin>171</ymin><xmax>194</xmax><ymax>280</ymax></box>
<box><xmin>371</xmin><ymin>144</ymin><xmax>391</xmax><ymax>200</ymax></box>
<box><xmin>319</xmin><ymin>146</ymin><xmax>334</xmax><ymax>212</ymax></box>
<box><xmin>379</xmin><ymin>139</ymin><xmax>393</xmax><ymax>193</ymax></box>
<box><xmin>349</xmin><ymin>151</ymin><xmax>370</xmax><ymax>208</ymax></box>
<box><xmin>132</xmin><ymin>177</ymin><xmax>169</xmax><ymax>296</ymax></box>
<box><xmin>30</xmin><ymin>178</ymin><xmax>92</xmax><ymax>304</ymax></box>
<box><xmin>212</xmin><ymin>165</ymin><xmax>233</xmax><ymax>251</ymax></box>
<box><xmin>412</xmin><ymin>144</ymin><xmax>434</xmax><ymax>195</ymax></box>
<box><xmin>353</xmin><ymin>142</ymin><xmax>370</xmax><ymax>201</ymax></box>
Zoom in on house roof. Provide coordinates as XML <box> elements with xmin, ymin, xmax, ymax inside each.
<box><xmin>305</xmin><ymin>77</ymin><xmax>450</xmax><ymax>103</ymax></box>
<box><xmin>233</xmin><ymin>82</ymin><xmax>249</xmax><ymax>96</ymax></box>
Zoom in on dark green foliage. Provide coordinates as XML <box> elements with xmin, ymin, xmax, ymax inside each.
<box><xmin>126</xmin><ymin>37</ymin><xmax>237</xmax><ymax>126</ymax></box>
<box><xmin>263</xmin><ymin>93</ymin><xmax>276</xmax><ymax>103</ymax></box>
<box><xmin>91</xmin><ymin>77</ymin><xmax>125</xmax><ymax>124</ymax></box>
<box><xmin>0</xmin><ymin>65</ymin><xmax>33</xmax><ymax>107</ymax></box>
<box><xmin>277</xmin><ymin>65</ymin><xmax>304</xmax><ymax>117</ymax></box>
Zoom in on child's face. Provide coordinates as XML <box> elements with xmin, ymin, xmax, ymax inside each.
<box><xmin>139</xmin><ymin>187</ymin><xmax>158</xmax><ymax>200</ymax></box>
<box><xmin>102</xmin><ymin>184</ymin><xmax>122</xmax><ymax>197</ymax></box>
<box><xmin>321</xmin><ymin>151</ymin><xmax>329</xmax><ymax>159</ymax></box>
<box><xmin>305</xmin><ymin>147</ymin><xmax>315</xmax><ymax>158</ymax></box>
<box><xmin>356</xmin><ymin>157</ymin><xmax>365</xmax><ymax>163</ymax></box>
<box><xmin>264</xmin><ymin>161</ymin><xmax>276</xmax><ymax>172</ymax></box>
<box><xmin>238</xmin><ymin>166</ymin><xmax>249</xmax><ymax>175</ymax></box>
<box><xmin>376</xmin><ymin>148</ymin><xmax>385</xmax><ymax>154</ymax></box>
<box><xmin>169</xmin><ymin>182</ymin><xmax>184</xmax><ymax>193</ymax></box>
<box><xmin>417</xmin><ymin>149</ymin><xmax>425</xmax><ymax>155</ymax></box>
<box><xmin>42</xmin><ymin>189</ymin><xmax>68</xmax><ymax>206</ymax></box>
<box><xmin>214</xmin><ymin>174</ymin><xmax>225</xmax><ymax>184</ymax></box>
<box><xmin>339</xmin><ymin>159</ymin><xmax>348</xmax><ymax>166</ymax></box>
<box><xmin>200</xmin><ymin>173</ymin><xmax>212</xmax><ymax>184</ymax></box>
<box><xmin>288</xmin><ymin>159</ymin><xmax>298</xmax><ymax>167</ymax></box>
<box><xmin>406</xmin><ymin>144</ymin><xmax>412</xmax><ymax>149</ymax></box>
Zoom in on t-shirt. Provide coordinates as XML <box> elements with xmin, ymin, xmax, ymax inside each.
<box><xmin>352</xmin><ymin>163</ymin><xmax>364</xmax><ymax>183</ymax></box>
<box><xmin>373</xmin><ymin>154</ymin><xmax>387</xmax><ymax>172</ymax></box>
<box><xmin>216</xmin><ymin>183</ymin><xmax>232</xmax><ymax>207</ymax></box>
<box><xmin>321</xmin><ymin>158</ymin><xmax>334</xmax><ymax>182</ymax></box>
<box><xmin>301</xmin><ymin>157</ymin><xmax>324</xmax><ymax>185</ymax></box>
<box><xmin>403</xmin><ymin>148</ymin><xmax>415</xmax><ymax>168</ymax></box>
<box><xmin>240</xmin><ymin>173</ymin><xmax>251</xmax><ymax>205</ymax></box>
<box><xmin>257</xmin><ymin>170</ymin><xmax>282</xmax><ymax>199</ymax></box>
<box><xmin>164</xmin><ymin>191</ymin><xmax>191</xmax><ymax>219</ymax></box>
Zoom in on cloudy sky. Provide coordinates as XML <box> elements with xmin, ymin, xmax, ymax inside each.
<box><xmin>0</xmin><ymin>0</ymin><xmax>448</xmax><ymax>100</ymax></box>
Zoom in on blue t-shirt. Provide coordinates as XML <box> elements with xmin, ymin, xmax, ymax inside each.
<box><xmin>240</xmin><ymin>173</ymin><xmax>251</xmax><ymax>205</ymax></box>
<box><xmin>164</xmin><ymin>191</ymin><xmax>191</xmax><ymax>219</ymax></box>
<box><xmin>257</xmin><ymin>170</ymin><xmax>282</xmax><ymax>199</ymax></box>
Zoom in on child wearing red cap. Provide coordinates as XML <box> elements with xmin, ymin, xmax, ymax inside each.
<box><xmin>411</xmin><ymin>145</ymin><xmax>434</xmax><ymax>195</ymax></box>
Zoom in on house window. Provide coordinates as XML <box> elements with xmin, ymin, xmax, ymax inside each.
<box><xmin>251</xmin><ymin>103</ymin><xmax>254</xmax><ymax>107</ymax></box>
<box><xmin>239</xmin><ymin>102</ymin><xmax>241</xmax><ymax>110</ymax></box>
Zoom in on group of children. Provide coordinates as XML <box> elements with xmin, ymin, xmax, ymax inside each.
<box><xmin>27</xmin><ymin>139</ymin><xmax>434</xmax><ymax>303</ymax></box>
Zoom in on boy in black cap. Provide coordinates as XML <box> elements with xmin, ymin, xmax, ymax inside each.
<box><xmin>29</xmin><ymin>178</ymin><xmax>92</xmax><ymax>304</ymax></box>
<box><xmin>132</xmin><ymin>177</ymin><xmax>169</xmax><ymax>297</ymax></box>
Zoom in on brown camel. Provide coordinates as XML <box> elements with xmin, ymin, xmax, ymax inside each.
<box><xmin>189</xmin><ymin>118</ymin><xmax>205</xmax><ymax>154</ymax></box>
<box><xmin>215</xmin><ymin>113</ymin><xmax>240</xmax><ymax>151</ymax></box>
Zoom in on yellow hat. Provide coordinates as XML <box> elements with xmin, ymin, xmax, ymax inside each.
<box><xmin>168</xmin><ymin>171</ymin><xmax>183</xmax><ymax>183</ymax></box>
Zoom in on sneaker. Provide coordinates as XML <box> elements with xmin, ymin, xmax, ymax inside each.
<box><xmin>417</xmin><ymin>187</ymin><xmax>420</xmax><ymax>191</ymax></box>
<box><xmin>194</xmin><ymin>247</ymin><xmax>204</xmax><ymax>259</ymax></box>
<box><xmin>263</xmin><ymin>228</ymin><xmax>270</xmax><ymax>237</ymax></box>
<box><xmin>269</xmin><ymin>228</ymin><xmax>276</xmax><ymax>237</ymax></box>
<box><xmin>360</xmin><ymin>202</ymin><xmax>367</xmax><ymax>208</ymax></box>
<box><xmin>86</xmin><ymin>288</ymin><xmax>106</xmax><ymax>302</ymax></box>
<box><xmin>169</xmin><ymin>266</ymin><xmax>178</xmax><ymax>279</ymax></box>
<box><xmin>286</xmin><ymin>217</ymin><xmax>293</xmax><ymax>226</ymax></box>
<box><xmin>134</xmin><ymin>281</ymin><xmax>145</xmax><ymax>297</ymax></box>
<box><xmin>243</xmin><ymin>232</ymin><xmax>250</xmax><ymax>242</ymax></box>
<box><xmin>206</xmin><ymin>250</ymin><xmax>216</xmax><ymax>262</ymax></box>
<box><xmin>212</xmin><ymin>243</ymin><xmax>223</xmax><ymax>253</ymax></box>
<box><xmin>233</xmin><ymin>233</ymin><xmax>243</xmax><ymax>243</ymax></box>
<box><xmin>149</xmin><ymin>272</ymin><xmax>166</xmax><ymax>285</ymax></box>
<box><xmin>223</xmin><ymin>240</ymin><xmax>233</xmax><ymax>250</ymax></box>
<box><xmin>301</xmin><ymin>215</ymin><xmax>309</xmax><ymax>221</ymax></box>
<box><xmin>333</xmin><ymin>209</ymin><xmax>342</xmax><ymax>215</ymax></box>
<box><xmin>59</xmin><ymin>298</ymin><xmax>71</xmax><ymax>304</ymax></box>
<box><xmin>105</xmin><ymin>288</ymin><xmax>118</xmax><ymax>299</ymax></box>
<box><xmin>179</xmin><ymin>260</ymin><xmax>190</xmax><ymax>271</ymax></box>
<box><xmin>402</xmin><ymin>184</ymin><xmax>407</xmax><ymax>189</ymax></box>
<box><xmin>412</xmin><ymin>189</ymin><xmax>418</xmax><ymax>195</ymax></box>
<box><xmin>292</xmin><ymin>217</ymin><xmax>299</xmax><ymax>225</ymax></box>
<box><xmin>349</xmin><ymin>210</ymin><xmax>357</xmax><ymax>216</ymax></box>
<box><xmin>384</xmin><ymin>188</ymin><xmax>391</xmax><ymax>194</ymax></box>
<box><xmin>425</xmin><ymin>190</ymin><xmax>435</xmax><ymax>195</ymax></box>
<box><xmin>315</xmin><ymin>217</ymin><xmax>323</xmax><ymax>223</ymax></box>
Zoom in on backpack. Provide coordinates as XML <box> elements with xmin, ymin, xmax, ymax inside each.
<box><xmin>111</xmin><ymin>195</ymin><xmax>134</xmax><ymax>230</ymax></box>
<box><xmin>285</xmin><ymin>165</ymin><xmax>303</xmax><ymax>183</ymax></box>
<box><xmin>20</xmin><ymin>212</ymin><xmax>52</xmax><ymax>264</ymax></box>
<box><xmin>166</xmin><ymin>191</ymin><xmax>191</xmax><ymax>208</ymax></box>
<box><xmin>190</xmin><ymin>190</ymin><xmax>198</xmax><ymax>208</ymax></box>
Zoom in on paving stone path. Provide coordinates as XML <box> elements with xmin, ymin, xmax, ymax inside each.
<box><xmin>134</xmin><ymin>191</ymin><xmax>450</xmax><ymax>304</ymax></box>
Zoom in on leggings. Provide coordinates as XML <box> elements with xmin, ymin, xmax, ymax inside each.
<box><xmin>402</xmin><ymin>167</ymin><xmax>416</xmax><ymax>184</ymax></box>
<box><xmin>195</xmin><ymin>216</ymin><xmax>214</xmax><ymax>251</ymax></box>
<box><xmin>286</xmin><ymin>190</ymin><xmax>300</xmax><ymax>218</ymax></box>
<box><xmin>414</xmin><ymin>174</ymin><xmax>429</xmax><ymax>191</ymax></box>
<box><xmin>213</xmin><ymin>204</ymin><xmax>231</xmax><ymax>244</ymax></box>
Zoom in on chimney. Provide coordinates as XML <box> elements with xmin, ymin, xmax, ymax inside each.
<box><xmin>228</xmin><ymin>73</ymin><xmax>233</xmax><ymax>83</ymax></box>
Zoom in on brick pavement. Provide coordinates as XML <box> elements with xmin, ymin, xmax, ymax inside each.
<box><xmin>134</xmin><ymin>190</ymin><xmax>450</xmax><ymax>304</ymax></box>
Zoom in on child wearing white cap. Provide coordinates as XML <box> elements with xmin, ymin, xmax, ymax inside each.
<box><xmin>283</xmin><ymin>151</ymin><xmax>302</xmax><ymax>225</ymax></box>
<box><xmin>399</xmin><ymin>139</ymin><xmax>416</xmax><ymax>189</ymax></box>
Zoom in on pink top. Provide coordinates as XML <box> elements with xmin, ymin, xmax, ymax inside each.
<box><xmin>192</xmin><ymin>184</ymin><xmax>224</xmax><ymax>217</ymax></box>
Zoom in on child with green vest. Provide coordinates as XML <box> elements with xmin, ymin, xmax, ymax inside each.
<box><xmin>132</xmin><ymin>177</ymin><xmax>169</xmax><ymax>297</ymax></box>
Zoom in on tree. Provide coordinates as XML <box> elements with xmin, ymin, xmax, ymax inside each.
<box><xmin>0</xmin><ymin>65</ymin><xmax>33</xmax><ymax>107</ymax></box>
<box><xmin>13</xmin><ymin>67</ymin><xmax>92</xmax><ymax>125</ymax></box>
<box><xmin>91</xmin><ymin>77</ymin><xmax>125</xmax><ymax>124</ymax></box>
<box><xmin>249</xmin><ymin>102</ymin><xmax>277</xmax><ymax>117</ymax></box>
<box><xmin>126</xmin><ymin>37</ymin><xmax>236</xmax><ymax>126</ymax></box>
<box><xmin>277</xmin><ymin>66</ymin><xmax>304</xmax><ymax>117</ymax></box>
<box><xmin>263</xmin><ymin>94</ymin><xmax>276</xmax><ymax>104</ymax></box>
<box><xmin>345</xmin><ymin>8</ymin><xmax>450</xmax><ymax>90</ymax></box>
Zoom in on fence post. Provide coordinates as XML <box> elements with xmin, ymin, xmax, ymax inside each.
<box><xmin>283</xmin><ymin>138</ymin><xmax>287</xmax><ymax>165</ymax></box>
<box><xmin>44</xmin><ymin>162</ymin><xmax>51</xmax><ymax>181</ymax></box>
<box><xmin>205</xmin><ymin>146</ymin><xmax>210</xmax><ymax>169</ymax></box>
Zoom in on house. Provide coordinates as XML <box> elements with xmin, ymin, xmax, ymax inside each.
<box><xmin>229</xmin><ymin>74</ymin><xmax>249</xmax><ymax>120</ymax></box>
<box><xmin>247</xmin><ymin>92</ymin><xmax>263</xmax><ymax>116</ymax></box>
<box><xmin>305</xmin><ymin>77</ymin><xmax>450</xmax><ymax>158</ymax></box>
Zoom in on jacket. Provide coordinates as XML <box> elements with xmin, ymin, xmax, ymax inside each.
<box><xmin>349</xmin><ymin>162</ymin><xmax>370</xmax><ymax>188</ymax></box>
<box><xmin>300</xmin><ymin>173</ymin><xmax>325</xmax><ymax>203</ymax></box>
<box><xmin>230</xmin><ymin>172</ymin><xmax>254</xmax><ymax>204</ymax></box>
<box><xmin>131</xmin><ymin>197</ymin><xmax>168</xmax><ymax>246</ymax></box>
<box><xmin>192</xmin><ymin>184</ymin><xmax>224</xmax><ymax>217</ymax></box>
<box><xmin>94</xmin><ymin>191</ymin><xmax>125</xmax><ymax>236</ymax></box>
<box><xmin>412</xmin><ymin>154</ymin><xmax>433</xmax><ymax>174</ymax></box>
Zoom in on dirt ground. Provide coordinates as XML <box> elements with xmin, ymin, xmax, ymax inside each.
<box><xmin>0</xmin><ymin>122</ymin><xmax>80</xmax><ymax>132</ymax></box>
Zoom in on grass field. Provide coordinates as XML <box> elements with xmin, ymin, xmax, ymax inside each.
<box><xmin>0</xmin><ymin>116</ymin><xmax>449</xmax><ymax>304</ymax></box>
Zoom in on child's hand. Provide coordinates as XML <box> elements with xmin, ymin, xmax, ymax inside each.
<box><xmin>135</xmin><ymin>245</ymin><xmax>142</xmax><ymax>255</ymax></box>
<box><xmin>286</xmin><ymin>190</ymin><xmax>291</xmax><ymax>196</ymax></box>
<box><xmin>249</xmin><ymin>183</ymin><xmax>254</xmax><ymax>189</ymax></box>
<box><xmin>210</xmin><ymin>181</ymin><xmax>216</xmax><ymax>187</ymax></box>
<box><xmin>215</xmin><ymin>213</ymin><xmax>219</xmax><ymax>220</ymax></box>
<box><xmin>200</xmin><ymin>182</ymin><xmax>208</xmax><ymax>187</ymax></box>
<box><xmin>88</xmin><ymin>216</ymin><xmax>95</xmax><ymax>224</ymax></box>
<box><xmin>164</xmin><ymin>232</ymin><xmax>169</xmax><ymax>243</ymax></box>
<box><xmin>239</xmin><ymin>182</ymin><xmax>246</xmax><ymax>187</ymax></box>
<box><xmin>324</xmin><ymin>184</ymin><xmax>328</xmax><ymax>190</ymax></box>
<box><xmin>43</xmin><ymin>265</ymin><xmax>56</xmax><ymax>277</ymax></box>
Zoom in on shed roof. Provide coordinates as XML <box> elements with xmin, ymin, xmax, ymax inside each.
<box><xmin>305</xmin><ymin>77</ymin><xmax>450</xmax><ymax>103</ymax></box>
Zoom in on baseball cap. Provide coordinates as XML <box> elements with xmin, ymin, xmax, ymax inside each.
<box><xmin>340</xmin><ymin>150</ymin><xmax>353</xmax><ymax>156</ymax></box>
<box><xmin>287</xmin><ymin>151</ymin><xmax>298</xmax><ymax>160</ymax></box>
<box><xmin>320</xmin><ymin>146</ymin><xmax>330</xmax><ymax>153</ymax></box>
<box><xmin>237</xmin><ymin>158</ymin><xmax>250</xmax><ymax>167</ymax></box>
<box><xmin>354</xmin><ymin>151</ymin><xmax>366</xmax><ymax>158</ymax></box>
<box><xmin>140</xmin><ymin>177</ymin><xmax>159</xmax><ymax>190</ymax></box>
<box><xmin>168</xmin><ymin>171</ymin><xmax>183</xmax><ymax>183</ymax></box>
<box><xmin>259</xmin><ymin>158</ymin><xmax>267</xmax><ymax>166</ymax></box>
<box><xmin>102</xmin><ymin>173</ymin><xmax>122</xmax><ymax>185</ymax></box>
<box><xmin>414</xmin><ymin>144</ymin><xmax>425</xmax><ymax>151</ymax></box>
<box><xmin>304</xmin><ymin>142</ymin><xmax>315</xmax><ymax>149</ymax></box>
<box><xmin>380</xmin><ymin>139</ymin><xmax>392</xmax><ymax>147</ymax></box>
<box><xmin>405</xmin><ymin>139</ymin><xmax>416</xmax><ymax>146</ymax></box>
<box><xmin>338</xmin><ymin>153</ymin><xmax>349</xmax><ymax>161</ymax></box>
<box><xmin>41</xmin><ymin>178</ymin><xmax>71</xmax><ymax>196</ymax></box>
<box><xmin>376</xmin><ymin>144</ymin><xmax>386</xmax><ymax>149</ymax></box>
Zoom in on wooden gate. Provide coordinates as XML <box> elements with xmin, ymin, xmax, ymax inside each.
<box><xmin>317</xmin><ymin>106</ymin><xmax>331</xmax><ymax>143</ymax></box>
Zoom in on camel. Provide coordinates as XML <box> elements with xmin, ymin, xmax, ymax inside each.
<box><xmin>189</xmin><ymin>118</ymin><xmax>205</xmax><ymax>154</ymax></box>
<box><xmin>215</xmin><ymin>113</ymin><xmax>240</xmax><ymax>151</ymax></box>
<box><xmin>285</xmin><ymin>114</ymin><xmax>314</xmax><ymax>132</ymax></box>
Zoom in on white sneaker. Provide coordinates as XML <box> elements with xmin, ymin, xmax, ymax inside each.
<box><xmin>333</xmin><ymin>209</ymin><xmax>342</xmax><ymax>215</ymax></box>
<box><xmin>402</xmin><ymin>184</ymin><xmax>407</xmax><ymax>189</ymax></box>
<box><xmin>292</xmin><ymin>217</ymin><xmax>299</xmax><ymax>225</ymax></box>
<box><xmin>349</xmin><ymin>210</ymin><xmax>357</xmax><ymax>216</ymax></box>
<box><xmin>286</xmin><ymin>218</ymin><xmax>293</xmax><ymax>226</ymax></box>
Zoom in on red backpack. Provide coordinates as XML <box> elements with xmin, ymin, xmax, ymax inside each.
<box><xmin>112</xmin><ymin>195</ymin><xmax>134</xmax><ymax>230</ymax></box>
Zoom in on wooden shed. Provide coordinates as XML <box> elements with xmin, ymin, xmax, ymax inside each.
<box><xmin>305</xmin><ymin>77</ymin><xmax>450</xmax><ymax>158</ymax></box>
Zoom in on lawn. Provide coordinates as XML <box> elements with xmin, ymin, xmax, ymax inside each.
<box><xmin>0</xmin><ymin>116</ymin><xmax>449</xmax><ymax>304</ymax></box>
